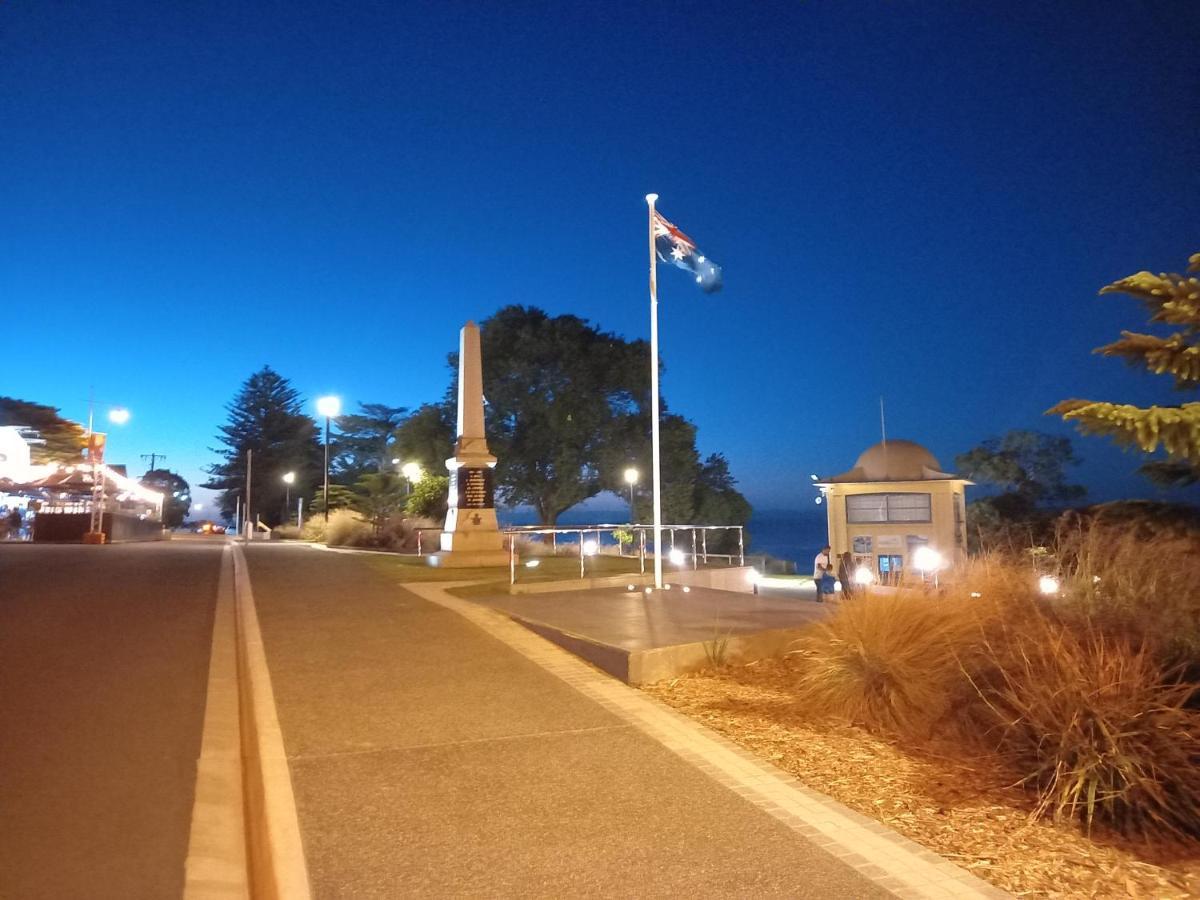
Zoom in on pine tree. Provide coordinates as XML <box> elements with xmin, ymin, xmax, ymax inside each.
<box><xmin>1050</xmin><ymin>253</ymin><xmax>1200</xmax><ymax>486</ymax></box>
<box><xmin>203</xmin><ymin>367</ymin><xmax>323</xmax><ymax>525</ymax></box>
<box><xmin>332</xmin><ymin>403</ymin><xmax>409</xmax><ymax>481</ymax></box>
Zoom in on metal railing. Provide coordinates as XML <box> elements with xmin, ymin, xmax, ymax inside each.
<box><xmin>415</xmin><ymin>523</ymin><xmax>745</xmax><ymax>584</ymax></box>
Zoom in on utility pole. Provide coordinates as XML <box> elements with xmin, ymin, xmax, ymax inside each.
<box><xmin>141</xmin><ymin>452</ymin><xmax>167</xmax><ymax>472</ymax></box>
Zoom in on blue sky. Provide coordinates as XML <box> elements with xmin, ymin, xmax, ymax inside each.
<box><xmin>2</xmin><ymin>1</ymin><xmax>1198</xmax><ymax>512</ymax></box>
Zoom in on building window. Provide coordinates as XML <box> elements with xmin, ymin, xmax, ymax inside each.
<box><xmin>846</xmin><ymin>493</ymin><xmax>931</xmax><ymax>524</ymax></box>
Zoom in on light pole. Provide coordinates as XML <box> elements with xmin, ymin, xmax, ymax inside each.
<box><xmin>316</xmin><ymin>396</ymin><xmax>341</xmax><ymax>521</ymax></box>
<box><xmin>623</xmin><ymin>467</ymin><xmax>639</xmax><ymax>522</ymax></box>
<box><xmin>282</xmin><ymin>471</ymin><xmax>295</xmax><ymax>523</ymax></box>
<box><xmin>83</xmin><ymin>400</ymin><xmax>131</xmax><ymax>544</ymax></box>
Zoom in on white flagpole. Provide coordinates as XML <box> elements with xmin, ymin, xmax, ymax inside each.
<box><xmin>646</xmin><ymin>193</ymin><xmax>663</xmax><ymax>589</ymax></box>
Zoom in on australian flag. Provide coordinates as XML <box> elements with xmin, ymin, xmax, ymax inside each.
<box><xmin>653</xmin><ymin>209</ymin><xmax>722</xmax><ymax>294</ymax></box>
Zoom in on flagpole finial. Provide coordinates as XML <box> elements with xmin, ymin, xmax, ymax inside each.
<box><xmin>645</xmin><ymin>193</ymin><xmax>658</xmax><ymax>205</ymax></box>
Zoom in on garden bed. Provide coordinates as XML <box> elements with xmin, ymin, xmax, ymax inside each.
<box><xmin>644</xmin><ymin>657</ymin><xmax>1200</xmax><ymax>899</ymax></box>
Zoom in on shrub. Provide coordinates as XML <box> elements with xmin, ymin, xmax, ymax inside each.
<box><xmin>323</xmin><ymin>509</ymin><xmax>373</xmax><ymax>547</ymax></box>
<box><xmin>787</xmin><ymin>593</ymin><xmax>985</xmax><ymax>740</ymax></box>
<box><xmin>272</xmin><ymin>524</ymin><xmax>301</xmax><ymax>540</ymax></box>
<box><xmin>377</xmin><ymin>515</ymin><xmax>439</xmax><ymax>552</ymax></box>
<box><xmin>966</xmin><ymin>615</ymin><xmax>1200</xmax><ymax>838</ymax></box>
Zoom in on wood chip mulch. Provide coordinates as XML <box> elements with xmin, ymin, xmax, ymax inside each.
<box><xmin>642</xmin><ymin>657</ymin><xmax>1200</xmax><ymax>899</ymax></box>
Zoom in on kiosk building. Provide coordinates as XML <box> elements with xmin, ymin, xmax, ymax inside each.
<box><xmin>816</xmin><ymin>440</ymin><xmax>970</xmax><ymax>581</ymax></box>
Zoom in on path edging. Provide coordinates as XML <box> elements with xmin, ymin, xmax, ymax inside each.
<box><xmin>231</xmin><ymin>541</ymin><xmax>312</xmax><ymax>900</ymax></box>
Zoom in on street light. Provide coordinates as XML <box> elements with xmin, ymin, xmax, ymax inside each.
<box><xmin>912</xmin><ymin>545</ymin><xmax>944</xmax><ymax>587</ymax></box>
<box><xmin>401</xmin><ymin>461</ymin><xmax>423</xmax><ymax>485</ymax></box>
<box><xmin>282</xmin><ymin>471</ymin><xmax>295</xmax><ymax>522</ymax></box>
<box><xmin>623</xmin><ymin>467</ymin><xmax>638</xmax><ymax>521</ymax></box>
<box><xmin>316</xmin><ymin>396</ymin><xmax>341</xmax><ymax>521</ymax></box>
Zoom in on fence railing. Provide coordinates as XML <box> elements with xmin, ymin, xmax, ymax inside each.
<box><xmin>415</xmin><ymin>523</ymin><xmax>745</xmax><ymax>584</ymax></box>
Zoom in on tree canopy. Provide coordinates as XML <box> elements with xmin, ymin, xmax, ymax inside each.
<box><xmin>956</xmin><ymin>430</ymin><xmax>1085</xmax><ymax>514</ymax></box>
<box><xmin>1049</xmin><ymin>252</ymin><xmax>1200</xmax><ymax>487</ymax></box>
<box><xmin>140</xmin><ymin>469</ymin><xmax>192</xmax><ymax>528</ymax></box>
<box><xmin>956</xmin><ymin>430</ymin><xmax>1085</xmax><ymax>549</ymax></box>
<box><xmin>332</xmin><ymin>403</ymin><xmax>408</xmax><ymax>481</ymax></box>
<box><xmin>0</xmin><ymin>397</ymin><xmax>85</xmax><ymax>463</ymax></box>
<box><xmin>474</xmin><ymin>306</ymin><xmax>648</xmax><ymax>524</ymax></box>
<box><xmin>203</xmin><ymin>367</ymin><xmax>323</xmax><ymax>526</ymax></box>
<box><xmin>391</xmin><ymin>403</ymin><xmax>454</xmax><ymax>475</ymax></box>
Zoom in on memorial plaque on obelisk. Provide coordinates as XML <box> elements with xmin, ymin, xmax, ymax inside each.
<box><xmin>429</xmin><ymin>321</ymin><xmax>509</xmax><ymax>567</ymax></box>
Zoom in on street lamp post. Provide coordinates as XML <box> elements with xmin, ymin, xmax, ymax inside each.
<box><xmin>401</xmin><ymin>461</ymin><xmax>422</xmax><ymax>496</ymax></box>
<box><xmin>623</xmin><ymin>467</ymin><xmax>639</xmax><ymax>522</ymax></box>
<box><xmin>282</xmin><ymin>471</ymin><xmax>295</xmax><ymax>524</ymax></box>
<box><xmin>316</xmin><ymin>396</ymin><xmax>341</xmax><ymax>522</ymax></box>
<box><xmin>83</xmin><ymin>398</ymin><xmax>131</xmax><ymax>544</ymax></box>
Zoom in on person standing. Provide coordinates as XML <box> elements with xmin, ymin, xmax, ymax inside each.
<box><xmin>813</xmin><ymin>544</ymin><xmax>833</xmax><ymax>603</ymax></box>
<box><xmin>837</xmin><ymin>551</ymin><xmax>856</xmax><ymax>599</ymax></box>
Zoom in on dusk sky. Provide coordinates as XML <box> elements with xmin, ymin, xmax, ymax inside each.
<box><xmin>3</xmin><ymin>2</ymin><xmax>1198</xmax><ymax>513</ymax></box>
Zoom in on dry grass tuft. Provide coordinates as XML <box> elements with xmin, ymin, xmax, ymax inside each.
<box><xmin>786</xmin><ymin>593</ymin><xmax>983</xmax><ymax>740</ymax></box>
<box><xmin>968</xmin><ymin>615</ymin><xmax>1200</xmax><ymax>838</ymax></box>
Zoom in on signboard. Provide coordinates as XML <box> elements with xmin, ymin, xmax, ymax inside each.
<box><xmin>851</xmin><ymin>535</ymin><xmax>873</xmax><ymax>554</ymax></box>
<box><xmin>875</xmin><ymin>534</ymin><xmax>902</xmax><ymax>551</ymax></box>
<box><xmin>454</xmin><ymin>467</ymin><xmax>494</xmax><ymax>510</ymax></box>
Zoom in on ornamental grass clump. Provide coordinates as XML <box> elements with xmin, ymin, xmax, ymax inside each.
<box><xmin>1049</xmin><ymin>522</ymin><xmax>1200</xmax><ymax>670</ymax></box>
<box><xmin>967</xmin><ymin>614</ymin><xmax>1200</xmax><ymax>838</ymax></box>
<box><xmin>787</xmin><ymin>593</ymin><xmax>984</xmax><ymax>740</ymax></box>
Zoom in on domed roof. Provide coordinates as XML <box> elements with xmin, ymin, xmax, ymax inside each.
<box><xmin>825</xmin><ymin>440</ymin><xmax>959</xmax><ymax>483</ymax></box>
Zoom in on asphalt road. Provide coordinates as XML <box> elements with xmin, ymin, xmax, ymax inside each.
<box><xmin>0</xmin><ymin>539</ymin><xmax>223</xmax><ymax>900</ymax></box>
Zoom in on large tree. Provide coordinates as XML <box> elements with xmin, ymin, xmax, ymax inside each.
<box><xmin>391</xmin><ymin>403</ymin><xmax>454</xmax><ymax>475</ymax></box>
<box><xmin>956</xmin><ymin>430</ymin><xmax>1085</xmax><ymax>549</ymax></box>
<box><xmin>140</xmin><ymin>469</ymin><xmax>191</xmax><ymax>528</ymax></box>
<box><xmin>1050</xmin><ymin>252</ymin><xmax>1200</xmax><ymax>487</ymax></box>
<box><xmin>203</xmin><ymin>367</ymin><xmax>323</xmax><ymax>526</ymax></box>
<box><xmin>429</xmin><ymin>305</ymin><xmax>751</xmax><ymax>531</ymax></box>
<box><xmin>333</xmin><ymin>403</ymin><xmax>409</xmax><ymax>481</ymax></box>
<box><xmin>0</xmin><ymin>397</ymin><xmax>85</xmax><ymax>463</ymax></box>
<box><xmin>474</xmin><ymin>306</ymin><xmax>648</xmax><ymax>524</ymax></box>
<box><xmin>956</xmin><ymin>430</ymin><xmax>1085</xmax><ymax>517</ymax></box>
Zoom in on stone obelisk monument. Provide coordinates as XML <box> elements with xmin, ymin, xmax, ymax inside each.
<box><xmin>430</xmin><ymin>321</ymin><xmax>510</xmax><ymax>567</ymax></box>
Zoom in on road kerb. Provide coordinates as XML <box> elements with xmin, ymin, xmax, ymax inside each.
<box><xmin>231</xmin><ymin>541</ymin><xmax>312</xmax><ymax>900</ymax></box>
<box><xmin>183</xmin><ymin>544</ymin><xmax>249</xmax><ymax>898</ymax></box>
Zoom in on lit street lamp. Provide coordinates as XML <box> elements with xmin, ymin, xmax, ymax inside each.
<box><xmin>623</xmin><ymin>467</ymin><xmax>639</xmax><ymax>521</ymax></box>
<box><xmin>912</xmin><ymin>545</ymin><xmax>944</xmax><ymax>588</ymax></box>
<box><xmin>316</xmin><ymin>396</ymin><xmax>341</xmax><ymax>522</ymax></box>
<box><xmin>401</xmin><ymin>461</ymin><xmax>423</xmax><ymax>494</ymax></box>
<box><xmin>282</xmin><ymin>471</ymin><xmax>295</xmax><ymax>521</ymax></box>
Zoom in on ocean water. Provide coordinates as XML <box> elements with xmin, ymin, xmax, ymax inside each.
<box><xmin>497</xmin><ymin>505</ymin><xmax>827</xmax><ymax>570</ymax></box>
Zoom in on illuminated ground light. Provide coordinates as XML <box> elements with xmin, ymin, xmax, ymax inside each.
<box><xmin>681</xmin><ymin>586</ymin><xmax>690</xmax><ymax>593</ymax></box>
<box><xmin>668</xmin><ymin>548</ymin><xmax>686</xmax><ymax>566</ymax></box>
<box><xmin>524</xmin><ymin>559</ymin><xmax>540</xmax><ymax>568</ymax></box>
<box><xmin>582</xmin><ymin>539</ymin><xmax>598</xmax><ymax>556</ymax></box>
<box><xmin>853</xmin><ymin>565</ymin><xmax>874</xmax><ymax>587</ymax></box>
<box><xmin>1039</xmin><ymin>575</ymin><xmax>1060</xmax><ymax>595</ymax></box>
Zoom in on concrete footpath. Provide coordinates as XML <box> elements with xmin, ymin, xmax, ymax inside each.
<box><xmin>243</xmin><ymin>543</ymin><xmax>1005</xmax><ymax>898</ymax></box>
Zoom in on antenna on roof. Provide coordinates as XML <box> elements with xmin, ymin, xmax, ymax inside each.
<box><xmin>879</xmin><ymin>396</ymin><xmax>888</xmax><ymax>474</ymax></box>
